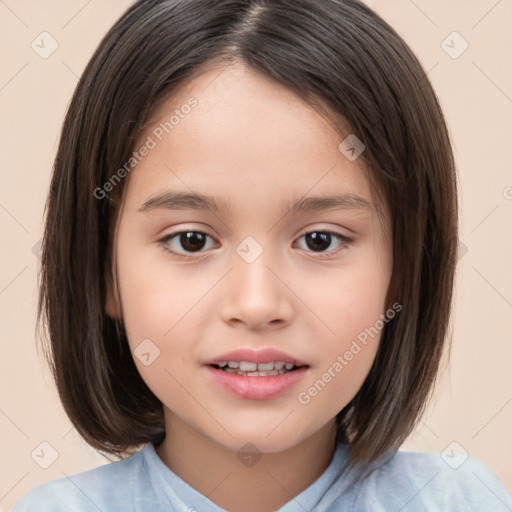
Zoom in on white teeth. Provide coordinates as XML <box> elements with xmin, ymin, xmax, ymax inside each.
<box><xmin>239</xmin><ymin>361</ymin><xmax>258</xmax><ymax>371</ymax></box>
<box><xmin>218</xmin><ymin>360</ymin><xmax>292</xmax><ymax>371</ymax></box>
<box><xmin>238</xmin><ymin>369</ymin><xmax>287</xmax><ymax>377</ymax></box>
<box><xmin>215</xmin><ymin>360</ymin><xmax>300</xmax><ymax>376</ymax></box>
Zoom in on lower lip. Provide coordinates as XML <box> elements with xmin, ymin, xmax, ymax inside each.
<box><xmin>204</xmin><ymin>365</ymin><xmax>309</xmax><ymax>400</ymax></box>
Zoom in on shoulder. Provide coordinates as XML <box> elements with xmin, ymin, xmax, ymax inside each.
<box><xmin>12</xmin><ymin>448</ymin><xmax>148</xmax><ymax>512</ymax></box>
<box><xmin>354</xmin><ymin>449</ymin><xmax>512</xmax><ymax>511</ymax></box>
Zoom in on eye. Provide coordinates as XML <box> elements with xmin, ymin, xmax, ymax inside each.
<box><xmin>294</xmin><ymin>231</ymin><xmax>351</xmax><ymax>257</ymax></box>
<box><xmin>159</xmin><ymin>231</ymin><xmax>217</xmax><ymax>256</ymax></box>
<box><xmin>159</xmin><ymin>229</ymin><xmax>352</xmax><ymax>259</ymax></box>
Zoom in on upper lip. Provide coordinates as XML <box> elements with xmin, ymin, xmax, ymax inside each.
<box><xmin>204</xmin><ymin>348</ymin><xmax>309</xmax><ymax>367</ymax></box>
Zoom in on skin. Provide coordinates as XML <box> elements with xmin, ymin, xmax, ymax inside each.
<box><xmin>106</xmin><ymin>61</ymin><xmax>393</xmax><ymax>512</ymax></box>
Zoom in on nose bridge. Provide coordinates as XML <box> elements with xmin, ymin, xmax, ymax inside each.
<box><xmin>219</xmin><ymin>234</ymin><xmax>293</xmax><ymax>328</ymax></box>
<box><xmin>232</xmin><ymin>234</ymin><xmax>278</xmax><ymax>299</ymax></box>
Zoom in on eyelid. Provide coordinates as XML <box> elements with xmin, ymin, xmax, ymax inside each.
<box><xmin>295</xmin><ymin>225</ymin><xmax>351</xmax><ymax>239</ymax></box>
<box><xmin>157</xmin><ymin>224</ymin><xmax>217</xmax><ymax>243</ymax></box>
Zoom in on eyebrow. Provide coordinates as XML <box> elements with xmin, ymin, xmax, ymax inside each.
<box><xmin>137</xmin><ymin>191</ymin><xmax>372</xmax><ymax>215</ymax></box>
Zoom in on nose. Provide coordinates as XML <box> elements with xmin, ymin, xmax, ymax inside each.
<box><xmin>218</xmin><ymin>247</ymin><xmax>294</xmax><ymax>331</ymax></box>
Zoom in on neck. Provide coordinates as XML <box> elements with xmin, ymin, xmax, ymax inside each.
<box><xmin>155</xmin><ymin>413</ymin><xmax>338</xmax><ymax>512</ymax></box>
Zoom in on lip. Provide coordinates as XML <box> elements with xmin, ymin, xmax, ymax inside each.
<box><xmin>204</xmin><ymin>365</ymin><xmax>309</xmax><ymax>400</ymax></box>
<box><xmin>203</xmin><ymin>348</ymin><xmax>309</xmax><ymax>400</ymax></box>
<box><xmin>204</xmin><ymin>348</ymin><xmax>308</xmax><ymax>366</ymax></box>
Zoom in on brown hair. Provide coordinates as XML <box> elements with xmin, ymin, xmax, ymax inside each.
<box><xmin>37</xmin><ymin>0</ymin><xmax>458</xmax><ymax>464</ymax></box>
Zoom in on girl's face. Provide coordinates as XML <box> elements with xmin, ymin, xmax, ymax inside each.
<box><xmin>107</xmin><ymin>62</ymin><xmax>393</xmax><ymax>454</ymax></box>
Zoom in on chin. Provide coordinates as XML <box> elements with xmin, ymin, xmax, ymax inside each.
<box><xmin>211</xmin><ymin>420</ymin><xmax>321</xmax><ymax>455</ymax></box>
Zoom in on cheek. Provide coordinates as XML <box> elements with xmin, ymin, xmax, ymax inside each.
<box><xmin>115</xmin><ymin>250</ymin><xmax>202</xmax><ymax>403</ymax></box>
<box><xmin>116</xmin><ymin>241</ymin><xmax>202</xmax><ymax>341</ymax></box>
<box><xmin>115</xmin><ymin>240</ymin><xmax>217</xmax><ymax>389</ymax></box>
<box><xmin>296</xmin><ymin>251</ymin><xmax>390</xmax><ymax>411</ymax></box>
<box><xmin>297</xmin><ymin>297</ymin><xmax>384</xmax><ymax>419</ymax></box>
<box><xmin>309</xmin><ymin>254</ymin><xmax>390</xmax><ymax>343</ymax></box>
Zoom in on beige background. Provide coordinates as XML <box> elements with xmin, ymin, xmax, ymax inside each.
<box><xmin>1</xmin><ymin>0</ymin><xmax>511</xmax><ymax>510</ymax></box>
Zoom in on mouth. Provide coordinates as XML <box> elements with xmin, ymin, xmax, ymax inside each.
<box><xmin>204</xmin><ymin>349</ymin><xmax>310</xmax><ymax>400</ymax></box>
<box><xmin>209</xmin><ymin>360</ymin><xmax>306</xmax><ymax>377</ymax></box>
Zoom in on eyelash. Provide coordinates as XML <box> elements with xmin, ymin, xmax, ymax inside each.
<box><xmin>158</xmin><ymin>229</ymin><xmax>352</xmax><ymax>259</ymax></box>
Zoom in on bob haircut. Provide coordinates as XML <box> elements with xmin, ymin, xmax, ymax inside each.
<box><xmin>38</xmin><ymin>0</ymin><xmax>458</xmax><ymax>464</ymax></box>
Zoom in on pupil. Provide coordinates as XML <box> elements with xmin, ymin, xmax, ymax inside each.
<box><xmin>181</xmin><ymin>232</ymin><xmax>206</xmax><ymax>252</ymax></box>
<box><xmin>306</xmin><ymin>232</ymin><xmax>331</xmax><ymax>252</ymax></box>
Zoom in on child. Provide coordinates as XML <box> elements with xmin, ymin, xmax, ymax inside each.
<box><xmin>13</xmin><ymin>0</ymin><xmax>512</xmax><ymax>510</ymax></box>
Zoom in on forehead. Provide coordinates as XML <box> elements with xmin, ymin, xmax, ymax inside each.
<box><xmin>125</xmin><ymin>61</ymin><xmax>374</xmax><ymax>215</ymax></box>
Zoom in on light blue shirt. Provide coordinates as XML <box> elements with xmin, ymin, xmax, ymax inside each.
<box><xmin>12</xmin><ymin>437</ymin><xmax>512</xmax><ymax>511</ymax></box>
